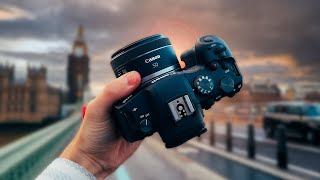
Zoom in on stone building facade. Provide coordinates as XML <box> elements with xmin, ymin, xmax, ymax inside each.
<box><xmin>0</xmin><ymin>65</ymin><xmax>61</xmax><ymax>124</ymax></box>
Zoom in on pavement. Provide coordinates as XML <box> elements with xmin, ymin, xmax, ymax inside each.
<box><xmin>180</xmin><ymin>141</ymin><xmax>298</xmax><ymax>180</ymax></box>
<box><xmin>193</xmin><ymin>122</ymin><xmax>320</xmax><ymax>179</ymax></box>
<box><xmin>108</xmin><ymin>137</ymin><xmax>225</xmax><ymax>180</ymax></box>
<box><xmin>108</xmin><ymin>122</ymin><xmax>320</xmax><ymax>180</ymax></box>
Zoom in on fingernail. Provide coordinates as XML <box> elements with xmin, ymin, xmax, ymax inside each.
<box><xmin>125</xmin><ymin>72</ymin><xmax>138</xmax><ymax>86</ymax></box>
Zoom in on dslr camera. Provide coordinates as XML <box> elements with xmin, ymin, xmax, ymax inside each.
<box><xmin>110</xmin><ymin>34</ymin><xmax>242</xmax><ymax>148</ymax></box>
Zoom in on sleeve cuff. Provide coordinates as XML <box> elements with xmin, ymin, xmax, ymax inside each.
<box><xmin>36</xmin><ymin>158</ymin><xmax>96</xmax><ymax>180</ymax></box>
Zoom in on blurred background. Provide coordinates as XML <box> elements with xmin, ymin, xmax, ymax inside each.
<box><xmin>0</xmin><ymin>0</ymin><xmax>319</xmax><ymax>179</ymax></box>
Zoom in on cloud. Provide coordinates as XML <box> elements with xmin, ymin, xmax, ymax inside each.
<box><xmin>0</xmin><ymin>38</ymin><xmax>69</xmax><ymax>54</ymax></box>
<box><xmin>0</xmin><ymin>4</ymin><xmax>34</xmax><ymax>21</ymax></box>
<box><xmin>0</xmin><ymin>0</ymin><xmax>319</xmax><ymax>95</ymax></box>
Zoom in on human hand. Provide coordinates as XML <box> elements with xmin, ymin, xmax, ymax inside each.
<box><xmin>60</xmin><ymin>71</ymin><xmax>142</xmax><ymax>180</ymax></box>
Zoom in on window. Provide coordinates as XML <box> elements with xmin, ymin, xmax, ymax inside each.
<box><xmin>30</xmin><ymin>90</ymin><xmax>36</xmax><ymax>113</ymax></box>
<box><xmin>267</xmin><ymin>105</ymin><xmax>275</xmax><ymax>113</ymax></box>
<box><xmin>303</xmin><ymin>105</ymin><xmax>320</xmax><ymax>117</ymax></box>
<box><xmin>286</xmin><ymin>106</ymin><xmax>301</xmax><ymax>115</ymax></box>
<box><xmin>7</xmin><ymin>90</ymin><xmax>10</xmax><ymax>112</ymax></box>
<box><xmin>0</xmin><ymin>88</ymin><xmax>1</xmax><ymax>112</ymax></box>
<box><xmin>275</xmin><ymin>105</ymin><xmax>287</xmax><ymax>113</ymax></box>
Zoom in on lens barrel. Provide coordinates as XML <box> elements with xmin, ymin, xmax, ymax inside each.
<box><xmin>111</xmin><ymin>34</ymin><xmax>181</xmax><ymax>83</ymax></box>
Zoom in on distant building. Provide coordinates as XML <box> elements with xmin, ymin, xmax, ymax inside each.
<box><xmin>293</xmin><ymin>82</ymin><xmax>320</xmax><ymax>99</ymax></box>
<box><xmin>67</xmin><ymin>25</ymin><xmax>90</xmax><ymax>103</ymax></box>
<box><xmin>284</xmin><ymin>85</ymin><xmax>296</xmax><ymax>100</ymax></box>
<box><xmin>249</xmin><ymin>83</ymin><xmax>282</xmax><ymax>102</ymax></box>
<box><xmin>248</xmin><ymin>82</ymin><xmax>282</xmax><ymax>112</ymax></box>
<box><xmin>304</xmin><ymin>91</ymin><xmax>320</xmax><ymax>102</ymax></box>
<box><xmin>224</xmin><ymin>81</ymin><xmax>282</xmax><ymax>114</ymax></box>
<box><xmin>0</xmin><ymin>65</ymin><xmax>61</xmax><ymax>123</ymax></box>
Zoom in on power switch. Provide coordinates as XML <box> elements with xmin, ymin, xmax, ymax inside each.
<box><xmin>140</xmin><ymin>119</ymin><xmax>152</xmax><ymax>133</ymax></box>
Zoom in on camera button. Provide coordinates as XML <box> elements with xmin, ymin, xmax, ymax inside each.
<box><xmin>209</xmin><ymin>61</ymin><xmax>219</xmax><ymax>71</ymax></box>
<box><xmin>221</xmin><ymin>62</ymin><xmax>229</xmax><ymax>70</ymax></box>
<box><xmin>140</xmin><ymin>119</ymin><xmax>152</xmax><ymax>133</ymax></box>
<box><xmin>203</xmin><ymin>36</ymin><xmax>214</xmax><ymax>42</ymax></box>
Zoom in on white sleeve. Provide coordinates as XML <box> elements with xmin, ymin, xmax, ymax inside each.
<box><xmin>36</xmin><ymin>158</ymin><xmax>96</xmax><ymax>180</ymax></box>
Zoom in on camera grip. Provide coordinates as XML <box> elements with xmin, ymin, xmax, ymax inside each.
<box><xmin>113</xmin><ymin>90</ymin><xmax>155</xmax><ymax>142</ymax></box>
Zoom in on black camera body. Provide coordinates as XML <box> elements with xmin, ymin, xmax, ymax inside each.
<box><xmin>110</xmin><ymin>34</ymin><xmax>242</xmax><ymax>148</ymax></box>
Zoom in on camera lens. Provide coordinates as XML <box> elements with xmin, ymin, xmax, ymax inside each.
<box><xmin>111</xmin><ymin>34</ymin><xmax>181</xmax><ymax>84</ymax></box>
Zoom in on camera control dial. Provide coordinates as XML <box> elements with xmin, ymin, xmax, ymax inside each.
<box><xmin>220</xmin><ymin>77</ymin><xmax>235</xmax><ymax>93</ymax></box>
<box><xmin>194</xmin><ymin>75</ymin><xmax>214</xmax><ymax>95</ymax></box>
<box><xmin>213</xmin><ymin>44</ymin><xmax>227</xmax><ymax>58</ymax></box>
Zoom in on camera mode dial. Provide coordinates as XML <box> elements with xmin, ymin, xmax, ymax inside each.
<box><xmin>194</xmin><ymin>75</ymin><xmax>214</xmax><ymax>95</ymax></box>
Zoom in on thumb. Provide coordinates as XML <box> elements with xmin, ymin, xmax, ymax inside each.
<box><xmin>88</xmin><ymin>71</ymin><xmax>141</xmax><ymax>116</ymax></box>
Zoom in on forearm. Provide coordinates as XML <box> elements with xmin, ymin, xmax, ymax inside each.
<box><xmin>36</xmin><ymin>158</ymin><xmax>96</xmax><ymax>180</ymax></box>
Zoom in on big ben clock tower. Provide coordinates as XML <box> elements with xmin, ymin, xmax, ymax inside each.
<box><xmin>67</xmin><ymin>25</ymin><xmax>90</xmax><ymax>103</ymax></box>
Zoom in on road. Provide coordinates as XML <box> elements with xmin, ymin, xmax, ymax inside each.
<box><xmin>106</xmin><ymin>121</ymin><xmax>320</xmax><ymax>180</ymax></box>
<box><xmin>108</xmin><ymin>138</ymin><xmax>226</xmax><ymax>180</ymax></box>
<box><xmin>107</xmin><ymin>134</ymin><xmax>306</xmax><ymax>180</ymax></box>
<box><xmin>109</xmin><ymin>145</ymin><xmax>185</xmax><ymax>180</ymax></box>
<box><xmin>194</xmin><ymin>122</ymin><xmax>320</xmax><ymax>179</ymax></box>
<box><xmin>178</xmin><ymin>144</ymin><xmax>280</xmax><ymax>180</ymax></box>
<box><xmin>107</xmin><ymin>136</ymin><xmax>292</xmax><ymax>180</ymax></box>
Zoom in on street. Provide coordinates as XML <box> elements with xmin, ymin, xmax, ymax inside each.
<box><xmin>188</xmin><ymin>122</ymin><xmax>320</xmax><ymax>179</ymax></box>
<box><xmin>108</xmin><ymin>137</ymin><xmax>225</xmax><ymax>180</ymax></box>
<box><xmin>108</xmin><ymin>122</ymin><xmax>320</xmax><ymax>180</ymax></box>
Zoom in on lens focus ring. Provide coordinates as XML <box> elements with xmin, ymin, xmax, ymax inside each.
<box><xmin>110</xmin><ymin>34</ymin><xmax>181</xmax><ymax>84</ymax></box>
<box><xmin>111</xmin><ymin>35</ymin><xmax>172</xmax><ymax>70</ymax></box>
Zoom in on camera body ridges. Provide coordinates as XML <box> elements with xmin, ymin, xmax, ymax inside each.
<box><xmin>111</xmin><ymin>34</ymin><xmax>242</xmax><ymax>148</ymax></box>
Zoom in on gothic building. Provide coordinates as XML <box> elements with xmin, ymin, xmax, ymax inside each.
<box><xmin>0</xmin><ymin>65</ymin><xmax>61</xmax><ymax>123</ymax></box>
<box><xmin>220</xmin><ymin>81</ymin><xmax>283</xmax><ymax>114</ymax></box>
<box><xmin>67</xmin><ymin>25</ymin><xmax>90</xmax><ymax>103</ymax></box>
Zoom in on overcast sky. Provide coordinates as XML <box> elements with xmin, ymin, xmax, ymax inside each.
<box><xmin>0</xmin><ymin>0</ymin><xmax>319</xmax><ymax>94</ymax></box>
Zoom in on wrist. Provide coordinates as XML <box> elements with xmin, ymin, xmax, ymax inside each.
<box><xmin>60</xmin><ymin>139</ymin><xmax>112</xmax><ymax>179</ymax></box>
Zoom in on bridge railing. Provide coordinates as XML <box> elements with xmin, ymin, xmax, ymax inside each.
<box><xmin>0</xmin><ymin>113</ymin><xmax>81</xmax><ymax>180</ymax></box>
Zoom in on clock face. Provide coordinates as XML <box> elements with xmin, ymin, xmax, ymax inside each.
<box><xmin>74</xmin><ymin>47</ymin><xmax>84</xmax><ymax>57</ymax></box>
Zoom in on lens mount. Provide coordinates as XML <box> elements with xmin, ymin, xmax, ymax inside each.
<box><xmin>110</xmin><ymin>34</ymin><xmax>181</xmax><ymax>84</ymax></box>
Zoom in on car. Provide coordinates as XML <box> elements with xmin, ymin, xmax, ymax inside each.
<box><xmin>263</xmin><ymin>101</ymin><xmax>320</xmax><ymax>144</ymax></box>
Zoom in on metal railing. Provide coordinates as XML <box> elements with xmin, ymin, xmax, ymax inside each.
<box><xmin>0</xmin><ymin>113</ymin><xmax>81</xmax><ymax>180</ymax></box>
